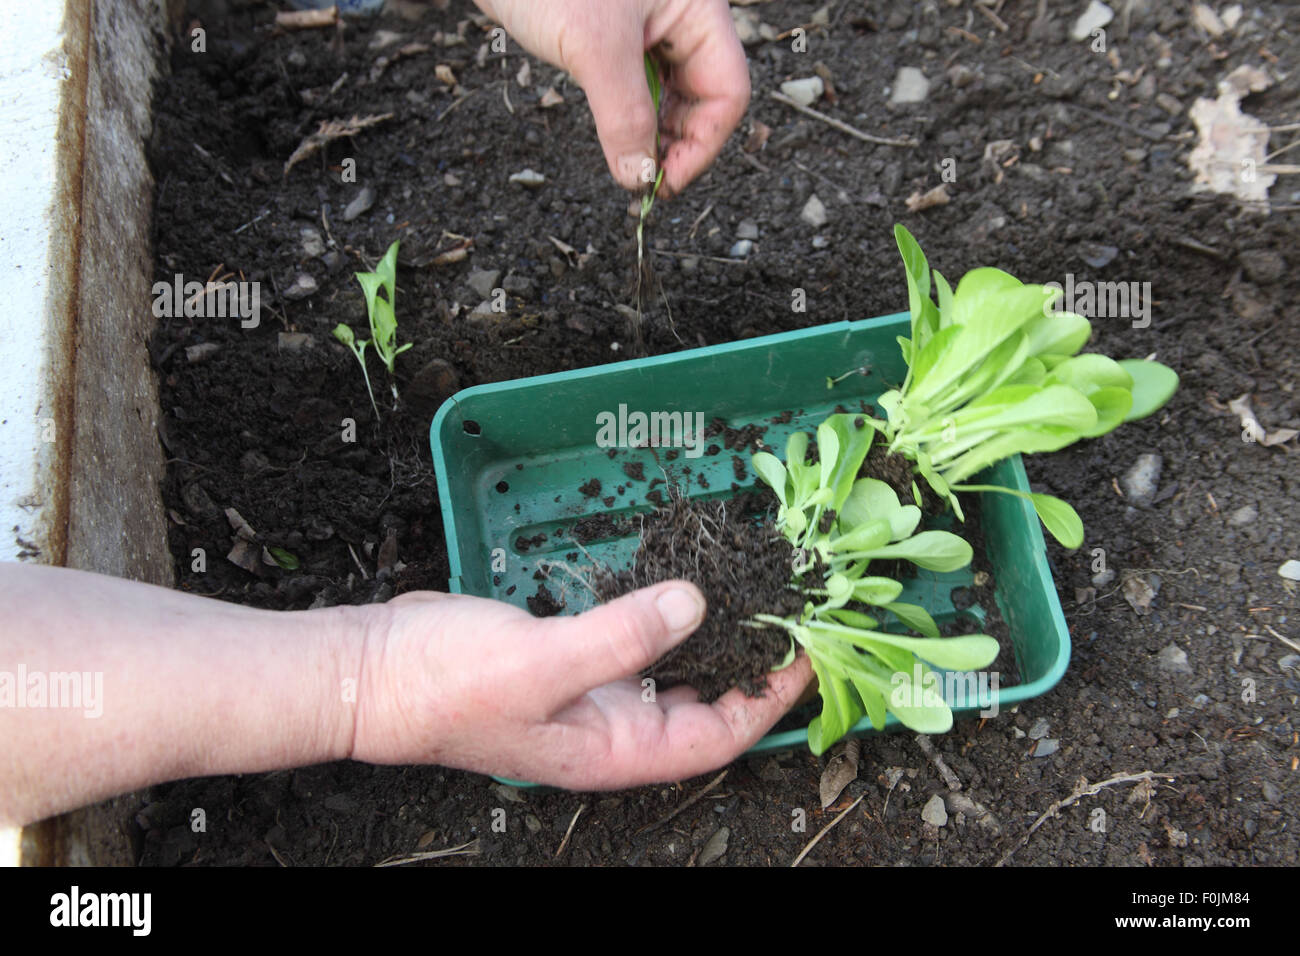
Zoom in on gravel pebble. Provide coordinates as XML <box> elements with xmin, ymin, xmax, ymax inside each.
<box><xmin>801</xmin><ymin>194</ymin><xmax>828</xmax><ymax>227</ymax></box>
<box><xmin>342</xmin><ymin>186</ymin><xmax>376</xmax><ymax>222</ymax></box>
<box><xmin>922</xmin><ymin>794</ymin><xmax>948</xmax><ymax>827</ymax></box>
<box><xmin>698</xmin><ymin>826</ymin><xmax>729</xmax><ymax>866</ymax></box>
<box><xmin>779</xmin><ymin>76</ymin><xmax>824</xmax><ymax>107</ymax></box>
<box><xmin>1157</xmin><ymin>643</ymin><xmax>1193</xmax><ymax>676</ymax></box>
<box><xmin>890</xmin><ymin>67</ymin><xmax>930</xmax><ymax>104</ymax></box>
<box><xmin>1122</xmin><ymin>453</ymin><xmax>1163</xmax><ymax>506</ymax></box>
<box><xmin>1032</xmin><ymin>738</ymin><xmax>1059</xmax><ymax>758</ymax></box>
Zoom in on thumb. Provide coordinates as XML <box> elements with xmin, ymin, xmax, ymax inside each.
<box><xmin>569</xmin><ymin>38</ymin><xmax>660</xmax><ymax>190</ymax></box>
<box><xmin>539</xmin><ymin>582</ymin><xmax>704</xmax><ymax>702</ymax></box>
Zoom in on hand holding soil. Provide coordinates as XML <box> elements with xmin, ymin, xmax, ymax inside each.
<box><xmin>473</xmin><ymin>0</ymin><xmax>749</xmax><ymax>195</ymax></box>
<box><xmin>349</xmin><ymin>582</ymin><xmax>812</xmax><ymax>789</ymax></box>
<box><xmin>0</xmin><ymin>565</ymin><xmax>810</xmax><ymax>826</ymax></box>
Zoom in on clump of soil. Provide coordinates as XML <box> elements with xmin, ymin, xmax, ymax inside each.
<box><xmin>566</xmin><ymin>513</ymin><xmax>633</xmax><ymax>545</ymax></box>
<box><xmin>527</xmin><ymin>583</ymin><xmax>564</xmax><ymax>617</ymax></box>
<box><xmin>592</xmin><ymin>490</ymin><xmax>802</xmax><ymax>702</ymax></box>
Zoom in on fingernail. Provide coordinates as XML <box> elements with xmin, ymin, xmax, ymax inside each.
<box><xmin>655</xmin><ymin>586</ymin><xmax>703</xmax><ymax>633</ymax></box>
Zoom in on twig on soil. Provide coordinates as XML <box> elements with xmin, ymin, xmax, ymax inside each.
<box><xmin>1263</xmin><ymin>625</ymin><xmax>1300</xmax><ymax>653</ymax></box>
<box><xmin>915</xmin><ymin>734</ymin><xmax>962</xmax><ymax>792</ymax></box>
<box><xmin>275</xmin><ymin>7</ymin><xmax>337</xmax><ymax>30</ymax></box>
<box><xmin>1007</xmin><ymin>55</ymin><xmax>1060</xmax><ymax>80</ymax></box>
<box><xmin>233</xmin><ymin>209</ymin><xmax>271</xmax><ymax>235</ymax></box>
<box><xmin>324</xmin><ymin>820</ymin><xmax>339</xmax><ymax>866</ymax></box>
<box><xmin>1059</xmin><ymin>102</ymin><xmax>1166</xmax><ymax>142</ymax></box>
<box><xmin>769</xmin><ymin>91</ymin><xmax>918</xmax><ymax>147</ymax></box>
<box><xmin>1265</xmin><ymin>137</ymin><xmax>1300</xmax><ymax>163</ymax></box>
<box><xmin>555</xmin><ymin>804</ymin><xmax>585</xmax><ymax>859</ymax></box>
<box><xmin>266</xmin><ymin>842</ymin><xmax>290</xmax><ymax>867</ymax></box>
<box><xmin>347</xmin><ymin>542</ymin><xmax>370</xmax><ymax>580</ymax></box>
<box><xmin>974</xmin><ymin>2</ymin><xmax>1009</xmax><ymax>32</ymax></box>
<box><xmin>193</xmin><ymin>143</ymin><xmax>235</xmax><ymax>186</ymax></box>
<box><xmin>651</xmin><ymin>249</ymin><xmax>746</xmax><ymax>265</ymax></box>
<box><xmin>1170</xmin><ymin>235</ymin><xmax>1227</xmax><ymax>260</ymax></box>
<box><xmin>437</xmin><ymin>87</ymin><xmax>479</xmax><ymax>122</ymax></box>
<box><xmin>791</xmin><ymin>792</ymin><xmax>866</xmax><ymax>867</ymax></box>
<box><xmin>995</xmin><ymin>771</ymin><xmax>1176</xmax><ymax>866</ymax></box>
<box><xmin>793</xmin><ymin>160</ymin><xmax>852</xmax><ymax>203</ymax></box>
<box><xmin>687</xmin><ymin>202</ymin><xmax>714</xmax><ymax>240</ymax></box>
<box><xmin>637</xmin><ymin>770</ymin><xmax>728</xmax><ymax>834</ymax></box>
<box><xmin>375</xmin><ymin>839</ymin><xmax>480</xmax><ymax>867</ymax></box>
<box><xmin>320</xmin><ymin>205</ymin><xmax>338</xmax><ymax>250</ymax></box>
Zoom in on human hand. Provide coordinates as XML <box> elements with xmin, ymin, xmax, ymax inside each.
<box><xmin>473</xmin><ymin>0</ymin><xmax>750</xmax><ymax>196</ymax></box>
<box><xmin>348</xmin><ymin>582</ymin><xmax>811</xmax><ymax>789</ymax></box>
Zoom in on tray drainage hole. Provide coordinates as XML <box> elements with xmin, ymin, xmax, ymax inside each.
<box><xmin>495</xmin><ymin>480</ymin><xmax>509</xmax><ymax>494</ymax></box>
<box><xmin>463</xmin><ymin>420</ymin><xmax>482</xmax><ymax>436</ymax></box>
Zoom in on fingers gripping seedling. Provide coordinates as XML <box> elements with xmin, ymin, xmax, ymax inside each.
<box><xmin>634</xmin><ymin>53</ymin><xmax>667</xmax><ymax>338</ymax></box>
<box><xmin>332</xmin><ymin>240</ymin><xmax>412</xmax><ymax>417</ymax></box>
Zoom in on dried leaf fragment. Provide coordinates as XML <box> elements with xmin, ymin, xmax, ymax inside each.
<box><xmin>905</xmin><ymin>183</ymin><xmax>951</xmax><ymax>212</ymax></box>
<box><xmin>820</xmin><ymin>737</ymin><xmax>861</xmax><ymax>808</ymax></box>
<box><xmin>284</xmin><ymin>113</ymin><xmax>394</xmax><ymax>176</ymax></box>
<box><xmin>1228</xmin><ymin>393</ymin><xmax>1299</xmax><ymax>447</ymax></box>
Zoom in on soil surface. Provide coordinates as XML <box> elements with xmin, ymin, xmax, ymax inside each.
<box><xmin>139</xmin><ymin>0</ymin><xmax>1298</xmax><ymax>866</ymax></box>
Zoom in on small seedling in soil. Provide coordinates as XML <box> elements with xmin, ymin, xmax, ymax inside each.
<box><xmin>631</xmin><ymin>52</ymin><xmax>667</xmax><ymax>346</ymax></box>
<box><xmin>332</xmin><ymin>240</ymin><xmax>412</xmax><ymax>416</ymax></box>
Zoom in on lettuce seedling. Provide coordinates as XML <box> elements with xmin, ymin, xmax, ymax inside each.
<box><xmin>332</xmin><ymin>240</ymin><xmax>411</xmax><ymax>415</ymax></box>
<box><xmin>633</xmin><ymin>52</ymin><xmax>667</xmax><ymax>329</ymax></box>
<box><xmin>750</xmin><ymin>415</ymin><xmax>999</xmax><ymax>754</ymax></box>
<box><xmin>638</xmin><ymin>53</ymin><xmax>666</xmax><ymax>270</ymax></box>
<box><xmin>874</xmin><ymin>225</ymin><xmax>1179</xmax><ymax>546</ymax></box>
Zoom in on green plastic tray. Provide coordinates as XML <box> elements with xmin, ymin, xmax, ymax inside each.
<box><xmin>431</xmin><ymin>313</ymin><xmax>1071</xmax><ymax>762</ymax></box>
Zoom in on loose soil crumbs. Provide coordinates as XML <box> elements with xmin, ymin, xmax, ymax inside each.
<box><xmin>592</xmin><ymin>490</ymin><xmax>802</xmax><ymax>702</ymax></box>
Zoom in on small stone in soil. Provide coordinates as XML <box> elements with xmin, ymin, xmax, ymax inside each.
<box><xmin>1156</xmin><ymin>643</ymin><xmax>1193</xmax><ymax>676</ymax></box>
<box><xmin>282</xmin><ymin>274</ymin><xmax>318</xmax><ymax>300</ymax></box>
<box><xmin>889</xmin><ymin>67</ymin><xmax>930</xmax><ymax>104</ymax></box>
<box><xmin>1121</xmin><ymin>453</ymin><xmax>1162</xmax><ymax>506</ymax></box>
<box><xmin>342</xmin><ymin>186</ymin><xmax>376</xmax><ymax>221</ymax></box>
<box><xmin>1031</xmin><ymin>738</ymin><xmax>1059</xmax><ymax>758</ymax></box>
<box><xmin>800</xmin><ymin>194</ymin><xmax>828</xmax><ymax>227</ymax></box>
<box><xmin>922</xmin><ymin>794</ymin><xmax>948</xmax><ymax>826</ymax></box>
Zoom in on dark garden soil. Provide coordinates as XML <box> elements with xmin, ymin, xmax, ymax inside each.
<box><xmin>139</xmin><ymin>0</ymin><xmax>1298</xmax><ymax>866</ymax></box>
